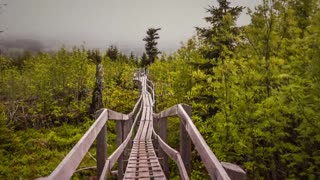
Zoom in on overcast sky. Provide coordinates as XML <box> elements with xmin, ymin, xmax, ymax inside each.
<box><xmin>0</xmin><ymin>0</ymin><xmax>261</xmax><ymax>53</ymax></box>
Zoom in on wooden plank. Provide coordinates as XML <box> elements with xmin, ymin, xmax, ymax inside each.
<box><xmin>177</xmin><ymin>104</ymin><xmax>230</xmax><ymax>180</ymax></box>
<box><xmin>154</xmin><ymin>105</ymin><xmax>177</xmax><ymax>119</ymax></box>
<box><xmin>46</xmin><ymin>109</ymin><xmax>108</xmax><ymax>180</ymax></box>
<box><xmin>221</xmin><ymin>162</ymin><xmax>246</xmax><ymax>180</ymax></box>
<box><xmin>123</xmin><ymin>118</ymin><xmax>131</xmax><ymax>173</ymax></box>
<box><xmin>134</xmin><ymin>107</ymin><xmax>146</xmax><ymax>140</ymax></box>
<box><xmin>146</xmin><ymin>118</ymin><xmax>153</xmax><ymax>140</ymax></box>
<box><xmin>176</xmin><ymin>155</ymin><xmax>190</xmax><ymax>180</ymax></box>
<box><xmin>128</xmin><ymin>160</ymin><xmax>159</xmax><ymax>164</ymax></box>
<box><xmin>99</xmin><ymin>159</ymin><xmax>110</xmax><ymax>180</ymax></box>
<box><xmin>153</xmin><ymin>117</ymin><xmax>159</xmax><ymax>155</ymax></box>
<box><xmin>116</xmin><ymin>121</ymin><xmax>124</xmax><ymax>180</ymax></box>
<box><xmin>124</xmin><ymin>74</ymin><xmax>167</xmax><ymax>180</ymax></box>
<box><xmin>108</xmin><ymin>109</ymin><xmax>129</xmax><ymax>120</ymax></box>
<box><xmin>131</xmin><ymin>94</ymin><xmax>143</xmax><ymax>115</ymax></box>
<box><xmin>153</xmin><ymin>130</ymin><xmax>188</xmax><ymax>180</ymax></box>
<box><xmin>149</xmin><ymin>144</ymin><xmax>165</xmax><ymax>180</ymax></box>
<box><xmin>146</xmin><ymin>104</ymin><xmax>153</xmax><ymax>139</ymax></box>
<box><xmin>126</xmin><ymin>168</ymin><xmax>162</xmax><ymax>173</ymax></box>
<box><xmin>140</xmin><ymin>120</ymin><xmax>149</xmax><ymax>141</ymax></box>
<box><xmin>140</xmin><ymin>109</ymin><xmax>150</xmax><ymax>140</ymax></box>
<box><xmin>180</xmin><ymin>104</ymin><xmax>192</xmax><ymax>176</ymax></box>
<box><xmin>99</xmin><ymin>101</ymin><xmax>143</xmax><ymax>179</ymax></box>
<box><xmin>137</xmin><ymin>142</ymin><xmax>149</xmax><ymax>179</ymax></box>
<box><xmin>158</xmin><ymin>117</ymin><xmax>169</xmax><ymax>178</ymax></box>
<box><xmin>97</xmin><ymin>123</ymin><xmax>107</xmax><ymax>179</ymax></box>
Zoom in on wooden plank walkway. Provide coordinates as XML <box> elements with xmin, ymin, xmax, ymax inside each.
<box><xmin>41</xmin><ymin>70</ymin><xmax>246</xmax><ymax>180</ymax></box>
<box><xmin>123</xmin><ymin>76</ymin><xmax>166</xmax><ymax>180</ymax></box>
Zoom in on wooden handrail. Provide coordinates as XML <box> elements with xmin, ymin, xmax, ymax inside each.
<box><xmin>146</xmin><ymin>78</ymin><xmax>155</xmax><ymax>105</ymax></box>
<box><xmin>154</xmin><ymin>104</ymin><xmax>237</xmax><ymax>180</ymax></box>
<box><xmin>153</xmin><ymin>104</ymin><xmax>177</xmax><ymax>119</ymax></box>
<box><xmin>99</xmin><ymin>97</ymin><xmax>144</xmax><ymax>179</ymax></box>
<box><xmin>177</xmin><ymin>104</ymin><xmax>230</xmax><ymax>180</ymax></box>
<box><xmin>44</xmin><ymin>109</ymin><xmax>109</xmax><ymax>180</ymax></box>
<box><xmin>152</xmin><ymin>130</ymin><xmax>189</xmax><ymax>180</ymax></box>
<box><xmin>41</xmin><ymin>93</ymin><xmax>144</xmax><ymax>180</ymax></box>
<box><xmin>41</xmin><ymin>71</ymin><xmax>246</xmax><ymax>180</ymax></box>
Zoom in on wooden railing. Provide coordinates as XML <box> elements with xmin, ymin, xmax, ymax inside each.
<box><xmin>39</xmin><ymin>93</ymin><xmax>143</xmax><ymax>180</ymax></box>
<box><xmin>40</xmin><ymin>70</ymin><xmax>246</xmax><ymax>180</ymax></box>
<box><xmin>153</xmin><ymin>104</ymin><xmax>246</xmax><ymax>180</ymax></box>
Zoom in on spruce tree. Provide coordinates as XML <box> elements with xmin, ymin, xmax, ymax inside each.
<box><xmin>106</xmin><ymin>45</ymin><xmax>118</xmax><ymax>61</ymax></box>
<box><xmin>196</xmin><ymin>0</ymin><xmax>243</xmax><ymax>62</ymax></box>
<box><xmin>141</xmin><ymin>52</ymin><xmax>148</xmax><ymax>67</ymax></box>
<box><xmin>143</xmin><ymin>28</ymin><xmax>161</xmax><ymax>66</ymax></box>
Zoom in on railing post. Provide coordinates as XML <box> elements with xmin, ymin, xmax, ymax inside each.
<box><xmin>123</xmin><ymin>117</ymin><xmax>132</xmax><ymax>174</ymax></box>
<box><xmin>180</xmin><ymin>104</ymin><xmax>192</xmax><ymax>176</ymax></box>
<box><xmin>153</xmin><ymin>89</ymin><xmax>156</xmax><ymax>112</ymax></box>
<box><xmin>117</xmin><ymin>121</ymin><xmax>124</xmax><ymax>180</ymax></box>
<box><xmin>97</xmin><ymin>124</ymin><xmax>106</xmax><ymax>179</ymax></box>
<box><xmin>159</xmin><ymin>117</ymin><xmax>169</xmax><ymax>179</ymax></box>
<box><xmin>154</xmin><ymin>117</ymin><xmax>159</xmax><ymax>155</ymax></box>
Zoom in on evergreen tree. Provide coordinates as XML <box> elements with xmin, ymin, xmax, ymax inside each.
<box><xmin>140</xmin><ymin>52</ymin><xmax>148</xmax><ymax>67</ymax></box>
<box><xmin>106</xmin><ymin>45</ymin><xmax>118</xmax><ymax>61</ymax></box>
<box><xmin>196</xmin><ymin>0</ymin><xmax>243</xmax><ymax>62</ymax></box>
<box><xmin>143</xmin><ymin>28</ymin><xmax>161</xmax><ymax>66</ymax></box>
<box><xmin>129</xmin><ymin>51</ymin><xmax>135</xmax><ymax>60</ymax></box>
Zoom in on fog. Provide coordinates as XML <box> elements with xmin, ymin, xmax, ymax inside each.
<box><xmin>0</xmin><ymin>0</ymin><xmax>261</xmax><ymax>54</ymax></box>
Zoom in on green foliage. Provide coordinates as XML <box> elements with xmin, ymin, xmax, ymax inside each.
<box><xmin>142</xmin><ymin>28</ymin><xmax>161</xmax><ymax>67</ymax></box>
<box><xmin>148</xmin><ymin>1</ymin><xmax>320</xmax><ymax>179</ymax></box>
<box><xmin>1</xmin><ymin>0</ymin><xmax>320</xmax><ymax>179</ymax></box>
<box><xmin>0</xmin><ymin>45</ymin><xmax>138</xmax><ymax>179</ymax></box>
<box><xmin>105</xmin><ymin>45</ymin><xmax>119</xmax><ymax>61</ymax></box>
<box><xmin>196</xmin><ymin>0</ymin><xmax>243</xmax><ymax>60</ymax></box>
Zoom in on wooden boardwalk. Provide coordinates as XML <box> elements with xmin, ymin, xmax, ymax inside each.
<box><xmin>40</xmin><ymin>70</ymin><xmax>246</xmax><ymax>180</ymax></box>
<box><xmin>123</xmin><ymin>76</ymin><xmax>166</xmax><ymax>179</ymax></box>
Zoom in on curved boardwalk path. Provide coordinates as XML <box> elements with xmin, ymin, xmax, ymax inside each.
<box><xmin>40</xmin><ymin>71</ymin><xmax>246</xmax><ymax>180</ymax></box>
<box><xmin>123</xmin><ymin>75</ymin><xmax>166</xmax><ymax>179</ymax></box>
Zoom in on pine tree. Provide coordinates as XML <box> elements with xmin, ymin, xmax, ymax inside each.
<box><xmin>140</xmin><ymin>52</ymin><xmax>148</xmax><ymax>67</ymax></box>
<box><xmin>143</xmin><ymin>28</ymin><xmax>161</xmax><ymax>66</ymax></box>
<box><xmin>196</xmin><ymin>0</ymin><xmax>243</xmax><ymax>62</ymax></box>
<box><xmin>106</xmin><ymin>45</ymin><xmax>118</xmax><ymax>61</ymax></box>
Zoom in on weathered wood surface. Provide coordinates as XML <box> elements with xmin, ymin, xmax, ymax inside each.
<box><xmin>42</xmin><ymin>71</ymin><xmax>246</xmax><ymax>180</ymax></box>
<box><xmin>45</xmin><ymin>109</ymin><xmax>108</xmax><ymax>180</ymax></box>
<box><xmin>97</xmin><ymin>123</ymin><xmax>106</xmax><ymax>179</ymax></box>
<box><xmin>99</xmin><ymin>97</ymin><xmax>144</xmax><ymax>180</ymax></box>
<box><xmin>123</xmin><ymin>76</ymin><xmax>166</xmax><ymax>180</ymax></box>
<box><xmin>177</xmin><ymin>104</ymin><xmax>230</xmax><ymax>180</ymax></box>
<box><xmin>116</xmin><ymin>121</ymin><xmax>124</xmax><ymax>180</ymax></box>
<box><xmin>108</xmin><ymin>109</ymin><xmax>129</xmax><ymax>120</ymax></box>
<box><xmin>158</xmin><ymin>117</ymin><xmax>169</xmax><ymax>178</ymax></box>
<box><xmin>180</xmin><ymin>104</ymin><xmax>192</xmax><ymax>176</ymax></box>
<box><xmin>44</xmin><ymin>89</ymin><xmax>144</xmax><ymax>179</ymax></box>
<box><xmin>153</xmin><ymin>130</ymin><xmax>189</xmax><ymax>180</ymax></box>
<box><xmin>153</xmin><ymin>105</ymin><xmax>177</xmax><ymax>119</ymax></box>
<box><xmin>221</xmin><ymin>162</ymin><xmax>246</xmax><ymax>180</ymax></box>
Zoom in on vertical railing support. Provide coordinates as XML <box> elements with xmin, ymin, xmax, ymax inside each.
<box><xmin>180</xmin><ymin>104</ymin><xmax>192</xmax><ymax>176</ymax></box>
<box><xmin>97</xmin><ymin>124</ymin><xmax>106</xmax><ymax>179</ymax></box>
<box><xmin>116</xmin><ymin>121</ymin><xmax>124</xmax><ymax>180</ymax></box>
<box><xmin>123</xmin><ymin>117</ymin><xmax>132</xmax><ymax>174</ymax></box>
<box><xmin>154</xmin><ymin>117</ymin><xmax>159</xmax><ymax>155</ymax></box>
<box><xmin>159</xmin><ymin>117</ymin><xmax>169</xmax><ymax>179</ymax></box>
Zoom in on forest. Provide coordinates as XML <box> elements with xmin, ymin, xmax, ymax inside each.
<box><xmin>1</xmin><ymin>0</ymin><xmax>320</xmax><ymax>179</ymax></box>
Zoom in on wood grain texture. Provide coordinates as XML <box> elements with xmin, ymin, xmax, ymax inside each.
<box><xmin>221</xmin><ymin>162</ymin><xmax>246</xmax><ymax>180</ymax></box>
<box><xmin>177</xmin><ymin>104</ymin><xmax>230</xmax><ymax>180</ymax></box>
<box><xmin>46</xmin><ymin>110</ymin><xmax>108</xmax><ymax>180</ymax></box>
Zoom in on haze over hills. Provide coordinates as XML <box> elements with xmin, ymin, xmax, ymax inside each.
<box><xmin>0</xmin><ymin>0</ymin><xmax>261</xmax><ymax>56</ymax></box>
<box><xmin>0</xmin><ymin>37</ymin><xmax>177</xmax><ymax>57</ymax></box>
